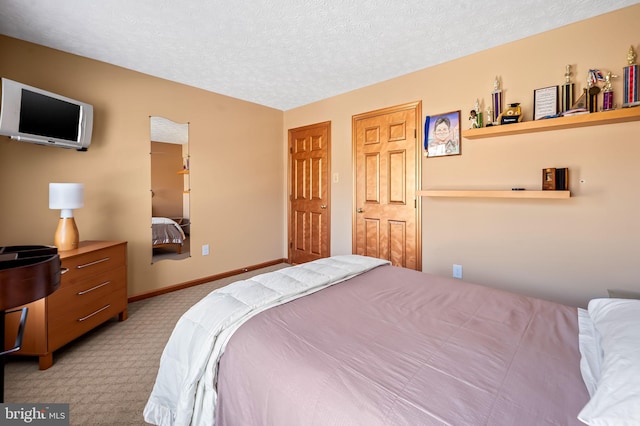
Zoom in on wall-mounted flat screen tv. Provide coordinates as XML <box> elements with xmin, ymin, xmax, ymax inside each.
<box><xmin>0</xmin><ymin>78</ymin><xmax>93</xmax><ymax>150</ymax></box>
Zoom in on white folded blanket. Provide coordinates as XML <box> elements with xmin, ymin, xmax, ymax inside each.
<box><xmin>143</xmin><ymin>254</ymin><xmax>390</xmax><ymax>426</ymax></box>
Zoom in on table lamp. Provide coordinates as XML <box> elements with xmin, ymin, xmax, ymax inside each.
<box><xmin>49</xmin><ymin>183</ymin><xmax>84</xmax><ymax>251</ymax></box>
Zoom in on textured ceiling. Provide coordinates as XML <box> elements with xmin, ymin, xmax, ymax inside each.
<box><xmin>0</xmin><ymin>1</ymin><xmax>638</xmax><ymax>111</ymax></box>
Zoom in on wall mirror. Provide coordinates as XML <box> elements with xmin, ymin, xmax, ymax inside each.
<box><xmin>150</xmin><ymin>116</ymin><xmax>190</xmax><ymax>263</ymax></box>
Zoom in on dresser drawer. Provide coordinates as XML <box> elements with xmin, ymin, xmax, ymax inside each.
<box><xmin>48</xmin><ymin>266</ymin><xmax>126</xmax><ymax>351</ymax></box>
<box><xmin>61</xmin><ymin>244</ymin><xmax>126</xmax><ymax>287</ymax></box>
<box><xmin>48</xmin><ymin>265</ymin><xmax>126</xmax><ymax>316</ymax></box>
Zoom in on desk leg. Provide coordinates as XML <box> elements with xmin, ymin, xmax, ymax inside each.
<box><xmin>1</xmin><ymin>308</ymin><xmax>29</xmax><ymax>399</ymax></box>
<box><xmin>1</xmin><ymin>311</ymin><xmax>5</xmax><ymax>402</ymax></box>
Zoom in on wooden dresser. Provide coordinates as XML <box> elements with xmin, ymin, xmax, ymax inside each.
<box><xmin>3</xmin><ymin>241</ymin><xmax>127</xmax><ymax>369</ymax></box>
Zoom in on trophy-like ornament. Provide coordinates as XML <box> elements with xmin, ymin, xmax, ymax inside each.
<box><xmin>561</xmin><ymin>65</ymin><xmax>574</xmax><ymax>112</ymax></box>
<box><xmin>497</xmin><ymin>103</ymin><xmax>522</xmax><ymax>125</ymax></box>
<box><xmin>586</xmin><ymin>69</ymin><xmax>603</xmax><ymax>113</ymax></box>
<box><xmin>491</xmin><ymin>77</ymin><xmax>502</xmax><ymax>125</ymax></box>
<box><xmin>602</xmin><ymin>72</ymin><xmax>618</xmax><ymax>111</ymax></box>
<box><xmin>469</xmin><ymin>99</ymin><xmax>483</xmax><ymax>128</ymax></box>
<box><xmin>475</xmin><ymin>99</ymin><xmax>483</xmax><ymax>128</ymax></box>
<box><xmin>468</xmin><ymin>109</ymin><xmax>477</xmax><ymax>129</ymax></box>
<box><xmin>622</xmin><ymin>46</ymin><xmax>640</xmax><ymax>108</ymax></box>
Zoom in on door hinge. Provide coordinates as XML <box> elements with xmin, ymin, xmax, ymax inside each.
<box><xmin>289</xmin><ymin>147</ymin><xmax>293</xmax><ymax>154</ymax></box>
<box><xmin>414</xmin><ymin>129</ymin><xmax>417</xmax><ymax>138</ymax></box>
<box><xmin>414</xmin><ymin>198</ymin><xmax>417</xmax><ymax>208</ymax></box>
<box><xmin>289</xmin><ymin>242</ymin><xmax>293</xmax><ymax>249</ymax></box>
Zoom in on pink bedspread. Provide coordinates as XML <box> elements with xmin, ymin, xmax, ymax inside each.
<box><xmin>215</xmin><ymin>264</ymin><xmax>589</xmax><ymax>425</ymax></box>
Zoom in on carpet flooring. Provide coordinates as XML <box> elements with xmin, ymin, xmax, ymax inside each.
<box><xmin>4</xmin><ymin>263</ymin><xmax>288</xmax><ymax>425</ymax></box>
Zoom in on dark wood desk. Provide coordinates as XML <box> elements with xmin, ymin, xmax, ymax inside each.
<box><xmin>0</xmin><ymin>246</ymin><xmax>61</xmax><ymax>402</ymax></box>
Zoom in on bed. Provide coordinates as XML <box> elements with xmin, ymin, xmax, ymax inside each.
<box><xmin>152</xmin><ymin>217</ymin><xmax>186</xmax><ymax>254</ymax></box>
<box><xmin>144</xmin><ymin>255</ymin><xmax>640</xmax><ymax>426</ymax></box>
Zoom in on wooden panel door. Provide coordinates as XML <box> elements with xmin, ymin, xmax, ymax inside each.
<box><xmin>288</xmin><ymin>122</ymin><xmax>331</xmax><ymax>264</ymax></box>
<box><xmin>353</xmin><ymin>102</ymin><xmax>421</xmax><ymax>270</ymax></box>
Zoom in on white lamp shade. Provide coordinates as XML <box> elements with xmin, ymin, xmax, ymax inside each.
<box><xmin>49</xmin><ymin>183</ymin><xmax>84</xmax><ymax>210</ymax></box>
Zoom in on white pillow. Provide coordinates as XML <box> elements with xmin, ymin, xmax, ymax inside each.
<box><xmin>577</xmin><ymin>308</ymin><xmax>602</xmax><ymax>397</ymax></box>
<box><xmin>578</xmin><ymin>298</ymin><xmax>640</xmax><ymax>425</ymax></box>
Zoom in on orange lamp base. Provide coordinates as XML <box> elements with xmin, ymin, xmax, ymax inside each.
<box><xmin>54</xmin><ymin>217</ymin><xmax>79</xmax><ymax>251</ymax></box>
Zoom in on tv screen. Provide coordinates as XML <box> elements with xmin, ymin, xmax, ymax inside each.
<box><xmin>0</xmin><ymin>78</ymin><xmax>93</xmax><ymax>150</ymax></box>
<box><xmin>19</xmin><ymin>89</ymin><xmax>81</xmax><ymax>142</ymax></box>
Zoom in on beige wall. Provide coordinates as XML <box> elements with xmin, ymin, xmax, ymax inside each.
<box><xmin>0</xmin><ymin>36</ymin><xmax>286</xmax><ymax>297</ymax></box>
<box><xmin>284</xmin><ymin>5</ymin><xmax>640</xmax><ymax>307</ymax></box>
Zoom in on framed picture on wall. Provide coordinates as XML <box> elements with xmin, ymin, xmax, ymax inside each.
<box><xmin>424</xmin><ymin>110</ymin><xmax>461</xmax><ymax>157</ymax></box>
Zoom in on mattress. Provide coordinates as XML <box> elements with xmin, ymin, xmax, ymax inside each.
<box><xmin>215</xmin><ymin>264</ymin><xmax>589</xmax><ymax>425</ymax></box>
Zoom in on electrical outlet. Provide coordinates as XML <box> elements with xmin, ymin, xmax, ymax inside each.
<box><xmin>202</xmin><ymin>244</ymin><xmax>210</xmax><ymax>256</ymax></box>
<box><xmin>452</xmin><ymin>264</ymin><xmax>462</xmax><ymax>279</ymax></box>
<box><xmin>333</xmin><ymin>172</ymin><xmax>339</xmax><ymax>183</ymax></box>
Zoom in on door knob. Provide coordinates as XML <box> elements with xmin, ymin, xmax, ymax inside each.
<box><xmin>357</xmin><ymin>208</ymin><xmax>364</xmax><ymax>213</ymax></box>
<box><xmin>320</xmin><ymin>205</ymin><xmax>327</xmax><ymax>209</ymax></box>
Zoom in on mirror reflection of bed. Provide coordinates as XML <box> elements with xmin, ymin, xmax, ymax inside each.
<box><xmin>150</xmin><ymin>117</ymin><xmax>190</xmax><ymax>263</ymax></box>
<box><xmin>151</xmin><ymin>217</ymin><xmax>190</xmax><ymax>262</ymax></box>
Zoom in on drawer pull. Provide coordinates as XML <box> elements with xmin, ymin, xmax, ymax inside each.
<box><xmin>77</xmin><ymin>304</ymin><xmax>111</xmax><ymax>322</ymax></box>
<box><xmin>76</xmin><ymin>257</ymin><xmax>111</xmax><ymax>269</ymax></box>
<box><xmin>61</xmin><ymin>267</ymin><xmax>69</xmax><ymax>275</ymax></box>
<box><xmin>77</xmin><ymin>281</ymin><xmax>111</xmax><ymax>295</ymax></box>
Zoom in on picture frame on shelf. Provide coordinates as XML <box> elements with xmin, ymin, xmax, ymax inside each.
<box><xmin>424</xmin><ymin>110</ymin><xmax>461</xmax><ymax>158</ymax></box>
<box><xmin>534</xmin><ymin>86</ymin><xmax>559</xmax><ymax>120</ymax></box>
